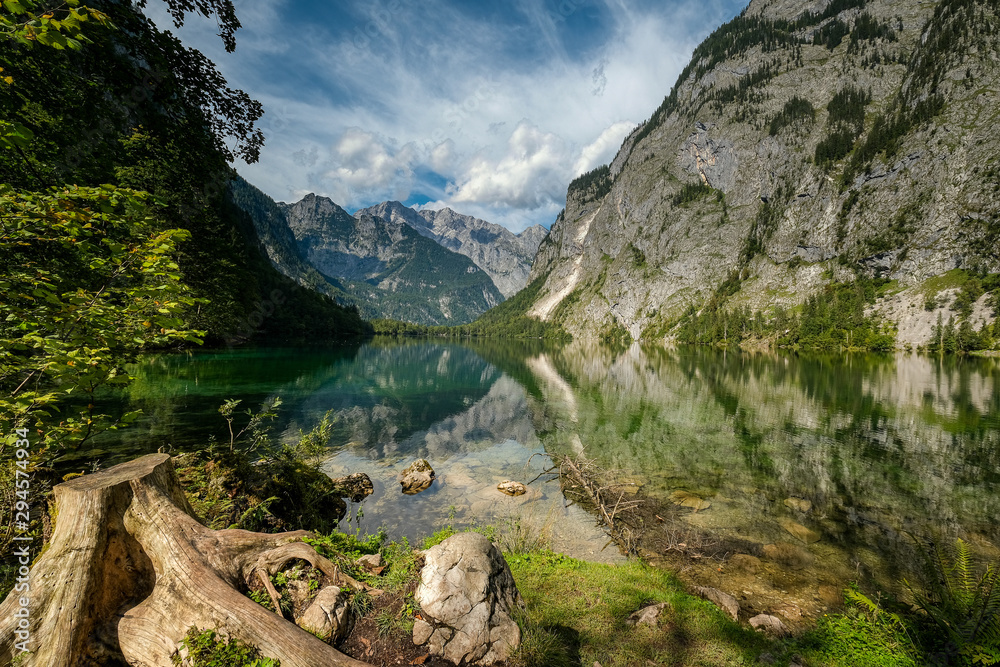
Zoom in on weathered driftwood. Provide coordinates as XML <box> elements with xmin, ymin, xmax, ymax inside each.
<box><xmin>0</xmin><ymin>453</ymin><xmax>371</xmax><ymax>667</ymax></box>
<box><xmin>558</xmin><ymin>454</ymin><xmax>643</xmax><ymax>554</ymax></box>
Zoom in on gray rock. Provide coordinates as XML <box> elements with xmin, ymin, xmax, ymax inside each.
<box><xmin>331</xmin><ymin>472</ymin><xmax>374</xmax><ymax>503</ymax></box>
<box><xmin>414</xmin><ymin>532</ymin><xmax>524</xmax><ymax>665</ymax></box>
<box><xmin>400</xmin><ymin>459</ymin><xmax>436</xmax><ymax>495</ymax></box>
<box><xmin>358</xmin><ymin>201</ymin><xmax>547</xmax><ymax>298</ymax></box>
<box><xmin>296</xmin><ymin>586</ymin><xmax>350</xmax><ymax>642</ymax></box>
<box><xmin>277</xmin><ymin>195</ymin><xmax>503</xmax><ymax>325</ymax></box>
<box><xmin>356</xmin><ymin>553</ymin><xmax>382</xmax><ymax>571</ymax></box>
<box><xmin>695</xmin><ymin>586</ymin><xmax>740</xmax><ymax>621</ymax></box>
<box><xmin>749</xmin><ymin>613</ymin><xmax>790</xmax><ymax>637</ymax></box>
<box><xmin>626</xmin><ymin>602</ymin><xmax>670</xmax><ymax>627</ymax></box>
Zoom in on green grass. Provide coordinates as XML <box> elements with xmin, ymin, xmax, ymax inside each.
<box><xmin>795</xmin><ymin>611</ymin><xmax>918</xmax><ymax>667</ymax></box>
<box><xmin>505</xmin><ymin>550</ymin><xmax>773</xmax><ymax>667</ymax></box>
<box><xmin>171</xmin><ymin>627</ymin><xmax>279</xmax><ymax>667</ymax></box>
<box><xmin>921</xmin><ymin>269</ymin><xmax>977</xmax><ymax>297</ymax></box>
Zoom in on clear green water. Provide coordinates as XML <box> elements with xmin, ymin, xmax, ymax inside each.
<box><xmin>81</xmin><ymin>338</ymin><xmax>1000</xmax><ymax>582</ymax></box>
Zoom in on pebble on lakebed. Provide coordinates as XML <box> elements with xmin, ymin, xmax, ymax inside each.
<box><xmin>670</xmin><ymin>490</ymin><xmax>711</xmax><ymax>511</ymax></box>
<box><xmin>496</xmin><ymin>480</ymin><xmax>526</xmax><ymax>496</ymax></box>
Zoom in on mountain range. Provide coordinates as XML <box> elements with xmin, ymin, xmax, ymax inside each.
<box><xmin>517</xmin><ymin>0</ymin><xmax>999</xmax><ymax>346</ymax></box>
<box><xmin>231</xmin><ymin>179</ymin><xmax>547</xmax><ymax>325</ymax></box>
<box><xmin>357</xmin><ymin>202</ymin><xmax>547</xmax><ymax>298</ymax></box>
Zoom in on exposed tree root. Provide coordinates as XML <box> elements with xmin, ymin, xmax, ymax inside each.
<box><xmin>0</xmin><ymin>453</ymin><xmax>372</xmax><ymax>667</ymax></box>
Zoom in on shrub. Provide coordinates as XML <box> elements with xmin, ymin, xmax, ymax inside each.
<box><xmin>172</xmin><ymin>627</ymin><xmax>279</xmax><ymax>667</ymax></box>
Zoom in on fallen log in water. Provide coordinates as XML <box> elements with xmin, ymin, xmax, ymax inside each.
<box><xmin>0</xmin><ymin>453</ymin><xmax>372</xmax><ymax>667</ymax></box>
<box><xmin>556</xmin><ymin>454</ymin><xmax>644</xmax><ymax>554</ymax></box>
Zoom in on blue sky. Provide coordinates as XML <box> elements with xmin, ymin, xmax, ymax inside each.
<box><xmin>150</xmin><ymin>0</ymin><xmax>747</xmax><ymax>231</ymax></box>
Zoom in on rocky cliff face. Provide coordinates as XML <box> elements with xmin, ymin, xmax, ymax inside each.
<box><xmin>358</xmin><ymin>201</ymin><xmax>548</xmax><ymax>298</ymax></box>
<box><xmin>228</xmin><ymin>177</ymin><xmax>355</xmax><ymax>303</ymax></box>
<box><xmin>280</xmin><ymin>194</ymin><xmax>503</xmax><ymax>325</ymax></box>
<box><xmin>526</xmin><ymin>0</ymin><xmax>1000</xmax><ymax>345</ymax></box>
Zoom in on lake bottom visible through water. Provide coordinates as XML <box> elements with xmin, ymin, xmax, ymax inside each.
<box><xmin>89</xmin><ymin>338</ymin><xmax>1000</xmax><ymax>627</ymax></box>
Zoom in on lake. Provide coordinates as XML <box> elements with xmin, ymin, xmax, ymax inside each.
<box><xmin>80</xmin><ymin>338</ymin><xmax>1000</xmax><ymax>613</ymax></box>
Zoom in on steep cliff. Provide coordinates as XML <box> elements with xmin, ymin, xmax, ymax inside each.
<box><xmin>228</xmin><ymin>177</ymin><xmax>356</xmax><ymax>303</ymax></box>
<box><xmin>280</xmin><ymin>195</ymin><xmax>504</xmax><ymax>325</ymax></box>
<box><xmin>358</xmin><ymin>201</ymin><xmax>548</xmax><ymax>298</ymax></box>
<box><xmin>526</xmin><ymin>0</ymin><xmax>1000</xmax><ymax>346</ymax></box>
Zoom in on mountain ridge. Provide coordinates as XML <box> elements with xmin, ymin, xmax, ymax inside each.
<box><xmin>522</xmin><ymin>0</ymin><xmax>1000</xmax><ymax>347</ymax></box>
<box><xmin>275</xmin><ymin>193</ymin><xmax>505</xmax><ymax>325</ymax></box>
<box><xmin>356</xmin><ymin>201</ymin><xmax>547</xmax><ymax>297</ymax></box>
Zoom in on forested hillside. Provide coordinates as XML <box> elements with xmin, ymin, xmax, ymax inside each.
<box><xmin>0</xmin><ymin>0</ymin><xmax>369</xmax><ymax>346</ymax></box>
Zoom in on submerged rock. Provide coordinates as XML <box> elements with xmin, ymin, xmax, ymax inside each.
<box><xmin>330</xmin><ymin>472</ymin><xmax>374</xmax><ymax>502</ymax></box>
<box><xmin>778</xmin><ymin>517</ymin><xmax>821</xmax><ymax>544</ymax></box>
<box><xmin>400</xmin><ymin>459</ymin><xmax>436</xmax><ymax>495</ymax></box>
<box><xmin>296</xmin><ymin>585</ymin><xmax>350</xmax><ymax>642</ymax></box>
<box><xmin>728</xmin><ymin>554</ymin><xmax>762</xmax><ymax>574</ymax></box>
<box><xmin>762</xmin><ymin>542</ymin><xmax>814</xmax><ymax>569</ymax></box>
<box><xmin>783</xmin><ymin>497</ymin><xmax>812</xmax><ymax>513</ymax></box>
<box><xmin>496</xmin><ymin>480</ymin><xmax>526</xmax><ymax>496</ymax></box>
<box><xmin>670</xmin><ymin>490</ymin><xmax>711</xmax><ymax>511</ymax></box>
<box><xmin>414</xmin><ymin>532</ymin><xmax>523</xmax><ymax>665</ymax></box>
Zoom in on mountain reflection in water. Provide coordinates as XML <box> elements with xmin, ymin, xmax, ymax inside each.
<box><xmin>86</xmin><ymin>339</ymin><xmax>1000</xmax><ymax>586</ymax></box>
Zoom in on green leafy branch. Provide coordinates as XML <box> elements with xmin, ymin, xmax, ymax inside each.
<box><xmin>0</xmin><ymin>184</ymin><xmax>204</xmax><ymax>455</ymax></box>
<box><xmin>0</xmin><ymin>0</ymin><xmax>109</xmax><ymax>50</ymax></box>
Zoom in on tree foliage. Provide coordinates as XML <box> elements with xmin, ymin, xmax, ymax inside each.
<box><xmin>675</xmin><ymin>279</ymin><xmax>897</xmax><ymax>352</ymax></box>
<box><xmin>0</xmin><ymin>185</ymin><xmax>202</xmax><ymax>453</ymax></box>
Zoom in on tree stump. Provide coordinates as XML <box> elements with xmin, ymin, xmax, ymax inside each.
<box><xmin>0</xmin><ymin>453</ymin><xmax>372</xmax><ymax>667</ymax></box>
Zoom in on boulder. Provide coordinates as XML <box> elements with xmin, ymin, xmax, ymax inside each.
<box><xmin>400</xmin><ymin>459</ymin><xmax>436</xmax><ymax>495</ymax></box>
<box><xmin>778</xmin><ymin>517</ymin><xmax>821</xmax><ymax>544</ymax></box>
<box><xmin>695</xmin><ymin>586</ymin><xmax>740</xmax><ymax>621</ymax></box>
<box><xmin>783</xmin><ymin>497</ymin><xmax>812</xmax><ymax>513</ymax></box>
<box><xmin>496</xmin><ymin>480</ymin><xmax>526</xmax><ymax>496</ymax></box>
<box><xmin>414</xmin><ymin>532</ymin><xmax>524</xmax><ymax>665</ymax></box>
<box><xmin>626</xmin><ymin>602</ymin><xmax>670</xmax><ymax>627</ymax></box>
<box><xmin>296</xmin><ymin>585</ymin><xmax>350</xmax><ymax>642</ymax></box>
<box><xmin>749</xmin><ymin>613</ymin><xmax>790</xmax><ymax>637</ymax></box>
<box><xmin>330</xmin><ymin>472</ymin><xmax>374</xmax><ymax>502</ymax></box>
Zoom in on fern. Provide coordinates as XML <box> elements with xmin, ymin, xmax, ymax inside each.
<box><xmin>845</xmin><ymin>585</ymin><xmax>910</xmax><ymax>637</ymax></box>
<box><xmin>907</xmin><ymin>538</ymin><xmax>1000</xmax><ymax>664</ymax></box>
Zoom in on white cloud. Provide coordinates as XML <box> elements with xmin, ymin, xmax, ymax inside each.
<box><xmin>572</xmin><ymin>121</ymin><xmax>636</xmax><ymax>177</ymax></box>
<box><xmin>323</xmin><ymin>128</ymin><xmax>419</xmax><ymax>202</ymax></box>
<box><xmin>142</xmin><ymin>0</ymin><xmax>746</xmax><ymax>228</ymax></box>
<box><xmin>451</xmin><ymin>121</ymin><xmax>568</xmax><ymax>210</ymax></box>
<box><xmin>429</xmin><ymin>139</ymin><xmax>457</xmax><ymax>173</ymax></box>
